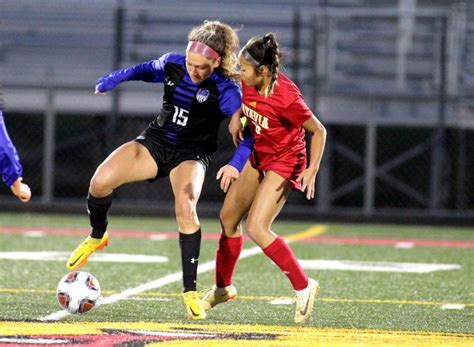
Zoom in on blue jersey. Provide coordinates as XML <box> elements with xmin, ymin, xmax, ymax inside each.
<box><xmin>96</xmin><ymin>53</ymin><xmax>242</xmax><ymax>157</ymax></box>
<box><xmin>0</xmin><ymin>109</ymin><xmax>23</xmax><ymax>187</ymax></box>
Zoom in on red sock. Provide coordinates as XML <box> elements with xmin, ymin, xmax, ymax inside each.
<box><xmin>263</xmin><ymin>236</ymin><xmax>308</xmax><ymax>291</ymax></box>
<box><xmin>215</xmin><ymin>234</ymin><xmax>243</xmax><ymax>287</ymax></box>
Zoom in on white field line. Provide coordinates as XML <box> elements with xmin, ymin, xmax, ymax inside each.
<box><xmin>270</xmin><ymin>299</ymin><xmax>293</xmax><ymax>305</ymax></box>
<box><xmin>0</xmin><ymin>252</ymin><xmax>168</xmax><ymax>263</ymax></box>
<box><xmin>440</xmin><ymin>304</ymin><xmax>465</xmax><ymax>310</ymax></box>
<box><xmin>298</xmin><ymin>260</ymin><xmax>461</xmax><ymax>273</ymax></box>
<box><xmin>0</xmin><ymin>338</ymin><xmax>70</xmax><ymax>344</ymax></box>
<box><xmin>38</xmin><ymin>225</ymin><xmax>327</xmax><ymax>322</ymax></box>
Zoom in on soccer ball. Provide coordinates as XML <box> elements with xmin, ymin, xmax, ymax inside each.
<box><xmin>56</xmin><ymin>271</ymin><xmax>101</xmax><ymax>313</ymax></box>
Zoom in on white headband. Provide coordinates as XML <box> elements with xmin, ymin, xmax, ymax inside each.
<box><xmin>239</xmin><ymin>47</ymin><xmax>260</xmax><ymax>66</ymax></box>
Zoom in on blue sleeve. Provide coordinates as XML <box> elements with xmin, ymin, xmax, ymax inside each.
<box><xmin>218</xmin><ymin>81</ymin><xmax>241</xmax><ymax>118</ymax></box>
<box><xmin>228</xmin><ymin>129</ymin><xmax>253</xmax><ymax>172</ymax></box>
<box><xmin>0</xmin><ymin>112</ymin><xmax>23</xmax><ymax>187</ymax></box>
<box><xmin>95</xmin><ymin>52</ymin><xmax>172</xmax><ymax>93</ymax></box>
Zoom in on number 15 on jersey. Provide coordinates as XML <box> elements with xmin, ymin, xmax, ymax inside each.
<box><xmin>172</xmin><ymin>106</ymin><xmax>189</xmax><ymax>126</ymax></box>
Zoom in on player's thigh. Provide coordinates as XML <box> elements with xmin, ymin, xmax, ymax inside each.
<box><xmin>247</xmin><ymin>170</ymin><xmax>292</xmax><ymax>231</ymax></box>
<box><xmin>220</xmin><ymin>161</ymin><xmax>263</xmax><ymax>226</ymax></box>
<box><xmin>93</xmin><ymin>141</ymin><xmax>158</xmax><ymax>187</ymax></box>
<box><xmin>169</xmin><ymin>160</ymin><xmax>206</xmax><ymax>206</ymax></box>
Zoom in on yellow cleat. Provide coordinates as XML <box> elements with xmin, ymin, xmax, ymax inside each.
<box><xmin>200</xmin><ymin>285</ymin><xmax>237</xmax><ymax>312</ymax></box>
<box><xmin>66</xmin><ymin>232</ymin><xmax>109</xmax><ymax>270</ymax></box>
<box><xmin>294</xmin><ymin>278</ymin><xmax>319</xmax><ymax>324</ymax></box>
<box><xmin>183</xmin><ymin>291</ymin><xmax>206</xmax><ymax>320</ymax></box>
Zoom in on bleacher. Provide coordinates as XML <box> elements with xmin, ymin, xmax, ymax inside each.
<box><xmin>0</xmin><ymin>0</ymin><xmax>115</xmax><ymax>86</ymax></box>
<box><xmin>0</xmin><ymin>0</ymin><xmax>471</xmax><ymax>125</ymax></box>
<box><xmin>462</xmin><ymin>0</ymin><xmax>474</xmax><ymax>93</ymax></box>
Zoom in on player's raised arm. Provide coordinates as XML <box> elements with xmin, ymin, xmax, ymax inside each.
<box><xmin>95</xmin><ymin>54</ymin><xmax>170</xmax><ymax>94</ymax></box>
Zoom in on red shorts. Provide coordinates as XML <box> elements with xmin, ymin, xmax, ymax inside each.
<box><xmin>250</xmin><ymin>150</ymin><xmax>307</xmax><ymax>191</ymax></box>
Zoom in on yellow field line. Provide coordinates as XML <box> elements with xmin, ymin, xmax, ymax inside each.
<box><xmin>0</xmin><ymin>288</ymin><xmax>50</xmax><ymax>294</ymax></box>
<box><xmin>319</xmin><ymin>297</ymin><xmax>472</xmax><ymax>307</ymax></box>
<box><xmin>284</xmin><ymin>224</ymin><xmax>328</xmax><ymax>242</ymax></box>
<box><xmin>2</xmin><ymin>288</ymin><xmax>471</xmax><ymax>307</ymax></box>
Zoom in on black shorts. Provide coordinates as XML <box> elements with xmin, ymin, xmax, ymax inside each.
<box><xmin>135</xmin><ymin>136</ymin><xmax>211</xmax><ymax>182</ymax></box>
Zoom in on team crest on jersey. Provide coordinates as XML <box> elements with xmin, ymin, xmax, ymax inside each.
<box><xmin>196</xmin><ymin>88</ymin><xmax>210</xmax><ymax>103</ymax></box>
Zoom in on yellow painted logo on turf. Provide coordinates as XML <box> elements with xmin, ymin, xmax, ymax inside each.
<box><xmin>0</xmin><ymin>322</ymin><xmax>473</xmax><ymax>346</ymax></box>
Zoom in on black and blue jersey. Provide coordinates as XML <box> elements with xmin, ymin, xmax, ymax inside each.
<box><xmin>96</xmin><ymin>53</ymin><xmax>242</xmax><ymax>157</ymax></box>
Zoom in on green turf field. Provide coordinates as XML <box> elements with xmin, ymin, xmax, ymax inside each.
<box><xmin>0</xmin><ymin>212</ymin><xmax>473</xmax><ymax>345</ymax></box>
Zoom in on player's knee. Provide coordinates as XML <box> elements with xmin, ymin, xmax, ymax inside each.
<box><xmin>219</xmin><ymin>208</ymin><xmax>240</xmax><ymax>236</ymax></box>
<box><xmin>89</xmin><ymin>170</ymin><xmax>114</xmax><ymax>196</ymax></box>
<box><xmin>219</xmin><ymin>207</ymin><xmax>232</xmax><ymax>227</ymax></box>
<box><xmin>245</xmin><ymin>218</ymin><xmax>265</xmax><ymax>241</ymax></box>
<box><xmin>176</xmin><ymin>200</ymin><xmax>197</xmax><ymax>223</ymax></box>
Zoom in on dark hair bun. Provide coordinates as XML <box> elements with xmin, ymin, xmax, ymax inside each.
<box><xmin>263</xmin><ymin>33</ymin><xmax>277</xmax><ymax>49</ymax></box>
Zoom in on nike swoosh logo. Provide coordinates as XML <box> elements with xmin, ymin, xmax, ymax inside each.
<box><xmin>299</xmin><ymin>293</ymin><xmax>312</xmax><ymax>316</ymax></box>
<box><xmin>189</xmin><ymin>306</ymin><xmax>200</xmax><ymax>317</ymax></box>
<box><xmin>68</xmin><ymin>253</ymin><xmax>85</xmax><ymax>267</ymax></box>
<box><xmin>299</xmin><ymin>284</ymin><xmax>319</xmax><ymax>316</ymax></box>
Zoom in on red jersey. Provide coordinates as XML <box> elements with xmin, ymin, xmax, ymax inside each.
<box><xmin>241</xmin><ymin>73</ymin><xmax>313</xmax><ymax>190</ymax></box>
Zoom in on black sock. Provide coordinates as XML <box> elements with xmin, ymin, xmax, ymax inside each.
<box><xmin>87</xmin><ymin>193</ymin><xmax>113</xmax><ymax>239</ymax></box>
<box><xmin>179</xmin><ymin>228</ymin><xmax>201</xmax><ymax>292</ymax></box>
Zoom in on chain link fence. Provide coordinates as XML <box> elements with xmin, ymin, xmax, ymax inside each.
<box><xmin>0</xmin><ymin>0</ymin><xmax>473</xmax><ymax>223</ymax></box>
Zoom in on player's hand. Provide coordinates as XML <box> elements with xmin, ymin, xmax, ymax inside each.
<box><xmin>228</xmin><ymin>113</ymin><xmax>243</xmax><ymax>147</ymax></box>
<box><xmin>10</xmin><ymin>177</ymin><xmax>31</xmax><ymax>203</ymax></box>
<box><xmin>95</xmin><ymin>75</ymin><xmax>116</xmax><ymax>95</ymax></box>
<box><xmin>216</xmin><ymin>165</ymin><xmax>239</xmax><ymax>193</ymax></box>
<box><xmin>296</xmin><ymin>168</ymin><xmax>317</xmax><ymax>200</ymax></box>
<box><xmin>94</xmin><ymin>89</ymin><xmax>106</xmax><ymax>95</ymax></box>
